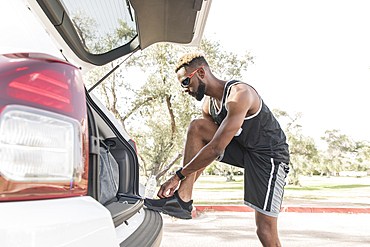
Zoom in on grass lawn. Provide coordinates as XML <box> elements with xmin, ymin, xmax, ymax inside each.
<box><xmin>190</xmin><ymin>175</ymin><xmax>370</xmax><ymax>205</ymax></box>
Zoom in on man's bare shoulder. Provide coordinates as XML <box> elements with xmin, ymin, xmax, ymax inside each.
<box><xmin>230</xmin><ymin>82</ymin><xmax>253</xmax><ymax>93</ymax></box>
<box><xmin>226</xmin><ymin>83</ymin><xmax>260</xmax><ymax>116</ymax></box>
<box><xmin>227</xmin><ymin>83</ymin><xmax>256</xmax><ymax>102</ymax></box>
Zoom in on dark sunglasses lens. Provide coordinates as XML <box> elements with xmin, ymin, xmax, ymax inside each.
<box><xmin>181</xmin><ymin>77</ymin><xmax>190</xmax><ymax>87</ymax></box>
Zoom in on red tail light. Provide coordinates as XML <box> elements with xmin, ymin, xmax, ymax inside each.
<box><xmin>0</xmin><ymin>53</ymin><xmax>88</xmax><ymax>201</ymax></box>
<box><xmin>7</xmin><ymin>70</ymin><xmax>73</xmax><ymax>112</ymax></box>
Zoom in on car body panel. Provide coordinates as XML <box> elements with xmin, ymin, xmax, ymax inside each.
<box><xmin>0</xmin><ymin>197</ymin><xmax>120</xmax><ymax>247</ymax></box>
<box><xmin>0</xmin><ymin>0</ymin><xmax>63</xmax><ymax>59</ymax></box>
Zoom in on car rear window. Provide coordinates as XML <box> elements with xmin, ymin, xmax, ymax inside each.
<box><xmin>60</xmin><ymin>0</ymin><xmax>137</xmax><ymax>55</ymax></box>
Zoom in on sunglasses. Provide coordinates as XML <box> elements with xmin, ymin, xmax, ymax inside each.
<box><xmin>181</xmin><ymin>66</ymin><xmax>204</xmax><ymax>88</ymax></box>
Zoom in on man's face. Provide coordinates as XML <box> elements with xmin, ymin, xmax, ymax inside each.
<box><xmin>177</xmin><ymin>67</ymin><xmax>205</xmax><ymax>101</ymax></box>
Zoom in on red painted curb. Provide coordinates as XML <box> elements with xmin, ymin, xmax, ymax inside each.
<box><xmin>281</xmin><ymin>207</ymin><xmax>370</xmax><ymax>214</ymax></box>
<box><xmin>193</xmin><ymin>205</ymin><xmax>370</xmax><ymax>214</ymax></box>
<box><xmin>195</xmin><ymin>205</ymin><xmax>254</xmax><ymax>212</ymax></box>
<box><xmin>191</xmin><ymin>207</ymin><xmax>197</xmax><ymax>218</ymax></box>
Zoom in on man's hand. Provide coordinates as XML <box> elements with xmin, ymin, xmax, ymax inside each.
<box><xmin>157</xmin><ymin>175</ymin><xmax>180</xmax><ymax>198</ymax></box>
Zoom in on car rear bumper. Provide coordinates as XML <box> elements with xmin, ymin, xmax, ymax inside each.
<box><xmin>0</xmin><ymin>196</ymin><xmax>118</xmax><ymax>247</ymax></box>
<box><xmin>0</xmin><ymin>196</ymin><xmax>163</xmax><ymax>247</ymax></box>
<box><xmin>119</xmin><ymin>208</ymin><xmax>163</xmax><ymax>247</ymax></box>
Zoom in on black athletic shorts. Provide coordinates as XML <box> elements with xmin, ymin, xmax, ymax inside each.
<box><xmin>217</xmin><ymin>139</ymin><xmax>289</xmax><ymax>218</ymax></box>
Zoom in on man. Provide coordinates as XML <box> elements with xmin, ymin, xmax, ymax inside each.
<box><xmin>145</xmin><ymin>52</ymin><xmax>290</xmax><ymax>246</ymax></box>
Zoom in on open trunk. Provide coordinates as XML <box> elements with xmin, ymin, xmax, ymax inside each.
<box><xmin>85</xmin><ymin>90</ymin><xmax>162</xmax><ymax>246</ymax></box>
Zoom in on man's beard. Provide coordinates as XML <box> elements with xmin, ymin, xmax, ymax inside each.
<box><xmin>191</xmin><ymin>78</ymin><xmax>205</xmax><ymax>101</ymax></box>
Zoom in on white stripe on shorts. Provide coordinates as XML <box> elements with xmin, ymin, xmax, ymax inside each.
<box><xmin>263</xmin><ymin>158</ymin><xmax>275</xmax><ymax>211</ymax></box>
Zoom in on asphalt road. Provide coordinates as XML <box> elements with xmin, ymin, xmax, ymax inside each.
<box><xmin>160</xmin><ymin>211</ymin><xmax>370</xmax><ymax>247</ymax></box>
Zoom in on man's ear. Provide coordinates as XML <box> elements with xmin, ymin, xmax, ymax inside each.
<box><xmin>199</xmin><ymin>67</ymin><xmax>205</xmax><ymax>79</ymax></box>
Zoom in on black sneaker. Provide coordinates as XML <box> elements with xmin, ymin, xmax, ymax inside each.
<box><xmin>144</xmin><ymin>190</ymin><xmax>193</xmax><ymax>219</ymax></box>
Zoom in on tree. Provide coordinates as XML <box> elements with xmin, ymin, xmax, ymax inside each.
<box><xmin>199</xmin><ymin>38</ymin><xmax>254</xmax><ymax>79</ymax></box>
<box><xmin>321</xmin><ymin>130</ymin><xmax>370</xmax><ymax>174</ymax></box>
<box><xmin>122</xmin><ymin>39</ymin><xmax>254</xmax><ymax>182</ymax></box>
<box><xmin>355</xmin><ymin>142</ymin><xmax>370</xmax><ymax>172</ymax></box>
<box><xmin>123</xmin><ymin>44</ymin><xmax>198</xmax><ymax>181</ymax></box>
<box><xmin>273</xmin><ymin>109</ymin><xmax>319</xmax><ymax>185</ymax></box>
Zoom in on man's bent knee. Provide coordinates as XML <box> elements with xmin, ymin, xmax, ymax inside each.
<box><xmin>187</xmin><ymin>119</ymin><xmax>218</xmax><ymax>141</ymax></box>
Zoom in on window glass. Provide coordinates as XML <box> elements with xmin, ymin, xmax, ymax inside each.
<box><xmin>60</xmin><ymin>0</ymin><xmax>137</xmax><ymax>54</ymax></box>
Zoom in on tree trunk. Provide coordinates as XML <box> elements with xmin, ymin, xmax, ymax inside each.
<box><xmin>288</xmin><ymin>162</ymin><xmax>300</xmax><ymax>186</ymax></box>
<box><xmin>226</xmin><ymin>166</ymin><xmax>234</xmax><ymax>181</ymax></box>
<box><xmin>152</xmin><ymin>162</ymin><xmax>161</xmax><ymax>178</ymax></box>
<box><xmin>155</xmin><ymin>149</ymin><xmax>184</xmax><ymax>180</ymax></box>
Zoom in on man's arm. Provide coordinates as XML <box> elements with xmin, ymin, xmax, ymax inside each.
<box><xmin>156</xmin><ymin>84</ymin><xmax>259</xmax><ymax>199</ymax></box>
<box><xmin>181</xmin><ymin>84</ymin><xmax>257</xmax><ymax>177</ymax></box>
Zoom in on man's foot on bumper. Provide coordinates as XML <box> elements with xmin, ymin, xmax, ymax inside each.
<box><xmin>144</xmin><ymin>190</ymin><xmax>193</xmax><ymax>219</ymax></box>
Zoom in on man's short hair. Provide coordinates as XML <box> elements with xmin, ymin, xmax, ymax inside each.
<box><xmin>175</xmin><ymin>52</ymin><xmax>209</xmax><ymax>73</ymax></box>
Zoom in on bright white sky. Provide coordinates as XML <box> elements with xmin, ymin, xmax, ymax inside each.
<box><xmin>203</xmin><ymin>0</ymin><xmax>370</xmax><ymax>147</ymax></box>
<box><xmin>3</xmin><ymin>0</ymin><xmax>368</xmax><ymax>149</ymax></box>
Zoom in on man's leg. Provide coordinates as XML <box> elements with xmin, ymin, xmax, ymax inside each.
<box><xmin>177</xmin><ymin>118</ymin><xmax>219</xmax><ymax>202</ymax></box>
<box><xmin>255</xmin><ymin>211</ymin><xmax>281</xmax><ymax>247</ymax></box>
<box><xmin>144</xmin><ymin>118</ymin><xmax>218</xmax><ymax>219</ymax></box>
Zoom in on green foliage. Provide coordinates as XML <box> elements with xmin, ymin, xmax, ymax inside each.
<box><xmin>124</xmin><ymin>44</ymin><xmax>199</xmax><ymax>176</ymax></box>
<box><xmin>273</xmin><ymin>110</ymin><xmax>370</xmax><ymax>185</ymax></box>
<box><xmin>198</xmin><ymin>38</ymin><xmax>254</xmax><ymax>79</ymax></box>
<box><xmin>273</xmin><ymin>109</ymin><xmax>319</xmax><ymax>185</ymax></box>
<box><xmin>321</xmin><ymin>130</ymin><xmax>370</xmax><ymax>173</ymax></box>
<box><xmin>322</xmin><ymin>129</ymin><xmax>356</xmax><ymax>155</ymax></box>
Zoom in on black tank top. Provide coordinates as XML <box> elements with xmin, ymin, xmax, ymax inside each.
<box><xmin>209</xmin><ymin>80</ymin><xmax>289</xmax><ymax>163</ymax></box>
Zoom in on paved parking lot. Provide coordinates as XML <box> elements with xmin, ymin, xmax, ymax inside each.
<box><xmin>160</xmin><ymin>211</ymin><xmax>370</xmax><ymax>247</ymax></box>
